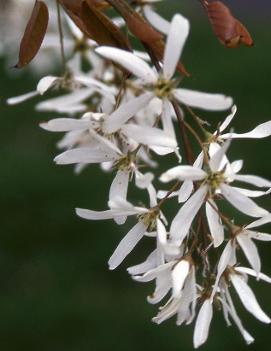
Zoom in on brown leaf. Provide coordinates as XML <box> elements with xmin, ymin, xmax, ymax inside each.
<box><xmin>204</xmin><ymin>1</ymin><xmax>253</xmax><ymax>48</ymax></box>
<box><xmin>59</xmin><ymin>0</ymin><xmax>109</xmax><ymax>15</ymax></box>
<box><xmin>81</xmin><ymin>0</ymin><xmax>131</xmax><ymax>49</ymax></box>
<box><xmin>15</xmin><ymin>0</ymin><xmax>49</xmax><ymax>68</ymax></box>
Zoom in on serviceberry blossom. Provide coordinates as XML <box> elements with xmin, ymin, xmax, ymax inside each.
<box><xmin>5</xmin><ymin>0</ymin><xmax>271</xmax><ymax>348</ymax></box>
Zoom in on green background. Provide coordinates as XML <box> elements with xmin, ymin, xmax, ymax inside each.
<box><xmin>0</xmin><ymin>1</ymin><xmax>271</xmax><ymax>350</ymax></box>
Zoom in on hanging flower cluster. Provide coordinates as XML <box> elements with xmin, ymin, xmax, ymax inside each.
<box><xmin>6</xmin><ymin>0</ymin><xmax>271</xmax><ymax>348</ymax></box>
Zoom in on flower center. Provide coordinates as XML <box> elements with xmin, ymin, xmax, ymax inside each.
<box><xmin>154</xmin><ymin>77</ymin><xmax>175</xmax><ymax>98</ymax></box>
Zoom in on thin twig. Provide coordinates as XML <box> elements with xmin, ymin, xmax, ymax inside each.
<box><xmin>56</xmin><ymin>0</ymin><xmax>66</xmax><ymax>72</ymax></box>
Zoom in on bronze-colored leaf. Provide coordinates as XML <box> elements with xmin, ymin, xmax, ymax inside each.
<box><xmin>80</xmin><ymin>0</ymin><xmax>131</xmax><ymax>50</ymax></box>
<box><xmin>15</xmin><ymin>0</ymin><xmax>49</xmax><ymax>68</ymax></box>
<box><xmin>203</xmin><ymin>1</ymin><xmax>253</xmax><ymax>48</ymax></box>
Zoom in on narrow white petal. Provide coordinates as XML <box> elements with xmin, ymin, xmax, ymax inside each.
<box><xmin>152</xmin><ymin>297</ymin><xmax>180</xmax><ymax>323</ymax></box>
<box><xmin>220</xmin><ymin>184</ymin><xmax>268</xmax><ymax>217</ymax></box>
<box><xmin>231</xmin><ymin>187</ymin><xmax>268</xmax><ymax>198</ymax></box>
<box><xmin>161</xmin><ymin>99</ymin><xmax>176</xmax><ymax>137</ymax></box>
<box><xmin>231</xmin><ymin>274</ymin><xmax>271</xmax><ymax>323</ymax></box>
<box><xmin>103</xmin><ymin>92</ymin><xmax>154</xmax><ymax>133</ymax></box>
<box><xmin>209</xmin><ymin>139</ymin><xmax>231</xmax><ymax>172</ymax></box>
<box><xmin>178</xmin><ymin>180</ymin><xmax>194</xmax><ymax>203</ymax></box>
<box><xmin>171</xmin><ymin>260</ymin><xmax>190</xmax><ymax>297</ymax></box>
<box><xmin>122</xmin><ymin>124</ymin><xmax>177</xmax><ymax>149</ymax></box>
<box><xmin>163</xmin><ymin>14</ymin><xmax>189</xmax><ymax>79</ymax></box>
<box><xmin>219</xmin><ymin>295</ymin><xmax>255</xmax><ymax>345</ymax></box>
<box><xmin>143</xmin><ymin>5</ymin><xmax>170</xmax><ymax>34</ymax></box>
<box><xmin>174</xmin><ymin>88</ymin><xmax>233</xmax><ymax>111</ymax></box>
<box><xmin>135</xmin><ymin>171</ymin><xmax>154</xmax><ymax>190</ymax></box>
<box><xmin>157</xmin><ymin>218</ymin><xmax>167</xmax><ymax>245</ymax></box>
<box><xmin>95</xmin><ymin>46</ymin><xmax>157</xmax><ymax>83</ymax></box>
<box><xmin>247</xmin><ymin>231</ymin><xmax>271</xmax><ymax>241</ymax></box>
<box><xmin>109</xmin><ymin>170</ymin><xmax>129</xmax><ymax>202</ymax></box>
<box><xmin>237</xmin><ymin>234</ymin><xmax>261</xmax><ymax>275</ymax></box>
<box><xmin>206</xmin><ymin>200</ymin><xmax>224</xmax><ymax>247</ymax></box>
<box><xmin>37</xmin><ymin>76</ymin><xmax>59</xmax><ymax>95</ymax></box>
<box><xmin>218</xmin><ymin>105</ymin><xmax>237</xmax><ymax>133</ymax></box>
<box><xmin>246</xmin><ymin>214</ymin><xmax>271</xmax><ymax>229</ymax></box>
<box><xmin>54</xmin><ymin>148</ymin><xmax>118</xmax><ymax>165</ymax></box>
<box><xmin>40</xmin><ymin>118</ymin><xmax>91</xmax><ymax>132</ymax></box>
<box><xmin>193</xmin><ymin>300</ymin><xmax>213</xmax><ymax>349</ymax></box>
<box><xmin>221</xmin><ymin>120</ymin><xmax>271</xmax><ymax>139</ymax></box>
<box><xmin>76</xmin><ymin>208</ymin><xmax>116</xmax><ymax>220</ymax></box>
<box><xmin>127</xmin><ymin>249</ymin><xmax>157</xmax><ymax>275</ymax></box>
<box><xmin>134</xmin><ymin>261</ymin><xmax>175</xmax><ymax>282</ymax></box>
<box><xmin>211</xmin><ymin>241</ymin><xmax>235</xmax><ymax>299</ymax></box>
<box><xmin>148</xmin><ymin>272</ymin><xmax>172</xmax><ymax>305</ymax></box>
<box><xmin>160</xmin><ymin>166</ymin><xmax>206</xmax><ymax>183</ymax></box>
<box><xmin>110</xmin><ymin>170</ymin><xmax>130</xmax><ymax>225</ymax></box>
<box><xmin>170</xmin><ymin>185</ymin><xmax>207</xmax><ymax>243</ymax></box>
<box><xmin>233</xmin><ymin>174</ymin><xmax>271</xmax><ymax>188</ymax></box>
<box><xmin>7</xmin><ymin>91</ymin><xmax>39</xmax><ymax>105</ymax></box>
<box><xmin>235</xmin><ymin>267</ymin><xmax>271</xmax><ymax>284</ymax></box>
<box><xmin>36</xmin><ymin>88</ymin><xmax>93</xmax><ymax>111</ymax></box>
<box><xmin>108</xmin><ymin>222</ymin><xmax>147</xmax><ymax>270</ymax></box>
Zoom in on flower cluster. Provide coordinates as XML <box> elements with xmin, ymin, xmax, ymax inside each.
<box><xmin>7</xmin><ymin>1</ymin><xmax>271</xmax><ymax>348</ymax></box>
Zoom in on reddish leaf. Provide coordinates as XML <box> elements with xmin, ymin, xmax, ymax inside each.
<box><xmin>203</xmin><ymin>1</ymin><xmax>253</xmax><ymax>48</ymax></box>
<box><xmin>15</xmin><ymin>0</ymin><xmax>49</xmax><ymax>68</ymax></box>
<box><xmin>81</xmin><ymin>0</ymin><xmax>130</xmax><ymax>49</ymax></box>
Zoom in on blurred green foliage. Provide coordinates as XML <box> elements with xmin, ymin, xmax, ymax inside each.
<box><xmin>0</xmin><ymin>1</ymin><xmax>271</xmax><ymax>350</ymax></box>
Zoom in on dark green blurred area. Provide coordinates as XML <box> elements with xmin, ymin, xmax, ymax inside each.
<box><xmin>1</xmin><ymin>1</ymin><xmax>271</xmax><ymax>350</ymax></box>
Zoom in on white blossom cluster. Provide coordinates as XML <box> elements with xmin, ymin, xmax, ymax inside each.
<box><xmin>6</xmin><ymin>2</ymin><xmax>271</xmax><ymax>348</ymax></box>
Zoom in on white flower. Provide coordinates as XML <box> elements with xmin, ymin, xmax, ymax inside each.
<box><xmin>96</xmin><ymin>14</ymin><xmax>232</xmax><ymax>135</ymax></box>
<box><xmin>160</xmin><ymin>142</ymin><xmax>270</xmax><ymax>246</ymax></box>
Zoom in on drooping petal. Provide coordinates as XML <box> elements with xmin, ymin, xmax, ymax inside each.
<box><xmin>170</xmin><ymin>185</ymin><xmax>208</xmax><ymax>243</ymax></box>
<box><xmin>171</xmin><ymin>259</ymin><xmax>190</xmax><ymax>297</ymax></box>
<box><xmin>173</xmin><ymin>88</ymin><xmax>233</xmax><ymax>111</ymax></box>
<box><xmin>103</xmin><ymin>92</ymin><xmax>154</xmax><ymax>133</ymax></box>
<box><xmin>219</xmin><ymin>294</ymin><xmax>255</xmax><ymax>345</ymax></box>
<box><xmin>108</xmin><ymin>221</ymin><xmax>147</xmax><ymax>270</ymax></box>
<box><xmin>109</xmin><ymin>170</ymin><xmax>130</xmax><ymax>225</ymax></box>
<box><xmin>37</xmin><ymin>75</ymin><xmax>59</xmax><ymax>95</ymax></box>
<box><xmin>161</xmin><ymin>99</ymin><xmax>176</xmax><ymax>137</ymax></box>
<box><xmin>231</xmin><ymin>274</ymin><xmax>271</xmax><ymax>323</ymax></box>
<box><xmin>206</xmin><ymin>200</ymin><xmax>224</xmax><ymax>247</ymax></box>
<box><xmin>163</xmin><ymin>14</ymin><xmax>189</xmax><ymax>79</ymax></box>
<box><xmin>95</xmin><ymin>46</ymin><xmax>157</xmax><ymax>83</ymax></box>
<box><xmin>193</xmin><ymin>300</ymin><xmax>213</xmax><ymax>349</ymax></box>
<box><xmin>237</xmin><ymin>234</ymin><xmax>261</xmax><ymax>276</ymax></box>
<box><xmin>156</xmin><ymin>218</ymin><xmax>167</xmax><ymax>245</ymax></box>
<box><xmin>220</xmin><ymin>184</ymin><xmax>268</xmax><ymax>217</ymax></box>
<box><xmin>211</xmin><ymin>241</ymin><xmax>235</xmax><ymax>300</ymax></box>
<box><xmin>127</xmin><ymin>249</ymin><xmax>157</xmax><ymax>275</ymax></box>
<box><xmin>160</xmin><ymin>166</ymin><xmax>206</xmax><ymax>183</ymax></box>
<box><xmin>133</xmin><ymin>261</ymin><xmax>176</xmax><ymax>282</ymax></box>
